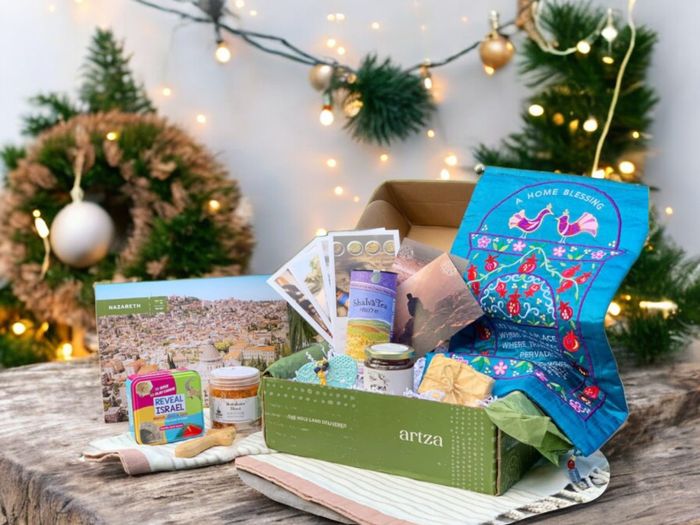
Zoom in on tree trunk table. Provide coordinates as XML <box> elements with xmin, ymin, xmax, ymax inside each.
<box><xmin>1</xmin><ymin>359</ymin><xmax>698</xmax><ymax>524</ymax></box>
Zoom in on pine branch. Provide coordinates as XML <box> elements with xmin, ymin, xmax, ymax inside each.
<box><xmin>0</xmin><ymin>145</ymin><xmax>26</xmax><ymax>175</ymax></box>
<box><xmin>21</xmin><ymin>93</ymin><xmax>82</xmax><ymax>137</ymax></box>
<box><xmin>340</xmin><ymin>55</ymin><xmax>435</xmax><ymax>145</ymax></box>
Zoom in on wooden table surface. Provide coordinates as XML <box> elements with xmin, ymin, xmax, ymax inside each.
<box><xmin>1</xmin><ymin>359</ymin><xmax>698</xmax><ymax>525</ymax></box>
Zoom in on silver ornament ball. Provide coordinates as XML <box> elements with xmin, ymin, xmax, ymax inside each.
<box><xmin>50</xmin><ymin>201</ymin><xmax>115</xmax><ymax>268</ymax></box>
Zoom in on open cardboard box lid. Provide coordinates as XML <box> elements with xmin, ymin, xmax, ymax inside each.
<box><xmin>356</xmin><ymin>180</ymin><xmax>475</xmax><ymax>252</ymax></box>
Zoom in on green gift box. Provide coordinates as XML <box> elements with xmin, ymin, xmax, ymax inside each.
<box><xmin>261</xmin><ymin>377</ymin><xmax>539</xmax><ymax>495</ymax></box>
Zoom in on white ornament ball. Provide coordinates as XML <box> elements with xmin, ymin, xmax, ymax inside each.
<box><xmin>50</xmin><ymin>201</ymin><xmax>115</xmax><ymax>268</ymax></box>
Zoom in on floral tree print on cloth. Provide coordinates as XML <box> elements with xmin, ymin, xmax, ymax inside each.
<box><xmin>448</xmin><ymin>167</ymin><xmax>648</xmax><ymax>455</ymax></box>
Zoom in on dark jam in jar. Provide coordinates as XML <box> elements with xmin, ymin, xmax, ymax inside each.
<box><xmin>363</xmin><ymin>343</ymin><xmax>415</xmax><ymax>395</ymax></box>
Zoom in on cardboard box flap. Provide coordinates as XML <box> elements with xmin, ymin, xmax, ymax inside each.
<box><xmin>356</xmin><ymin>200</ymin><xmax>411</xmax><ymax>238</ymax></box>
<box><xmin>356</xmin><ymin>180</ymin><xmax>475</xmax><ymax>252</ymax></box>
<box><xmin>358</xmin><ymin>180</ymin><xmax>474</xmax><ymax>228</ymax></box>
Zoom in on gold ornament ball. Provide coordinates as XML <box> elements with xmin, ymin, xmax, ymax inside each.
<box><xmin>343</xmin><ymin>95</ymin><xmax>363</xmax><ymax>117</ymax></box>
<box><xmin>49</xmin><ymin>201</ymin><xmax>115</xmax><ymax>268</ymax></box>
<box><xmin>479</xmin><ymin>33</ymin><xmax>515</xmax><ymax>71</ymax></box>
<box><xmin>309</xmin><ymin>64</ymin><xmax>335</xmax><ymax>92</ymax></box>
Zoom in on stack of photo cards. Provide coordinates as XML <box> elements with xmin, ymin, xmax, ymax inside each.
<box><xmin>391</xmin><ymin>239</ymin><xmax>483</xmax><ymax>357</ymax></box>
<box><xmin>268</xmin><ymin>229</ymin><xmax>399</xmax><ymax>352</ymax></box>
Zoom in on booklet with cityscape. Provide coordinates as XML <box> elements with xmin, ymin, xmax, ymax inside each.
<box><xmin>95</xmin><ymin>276</ymin><xmax>289</xmax><ymax>423</ymax></box>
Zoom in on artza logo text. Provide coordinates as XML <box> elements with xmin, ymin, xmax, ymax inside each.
<box><xmin>399</xmin><ymin>429</ymin><xmax>444</xmax><ymax>447</ymax></box>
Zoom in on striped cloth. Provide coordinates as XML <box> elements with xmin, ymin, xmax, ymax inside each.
<box><xmin>83</xmin><ymin>428</ymin><xmax>269</xmax><ymax>475</ymax></box>
<box><xmin>235</xmin><ymin>433</ymin><xmax>610</xmax><ymax>525</ymax></box>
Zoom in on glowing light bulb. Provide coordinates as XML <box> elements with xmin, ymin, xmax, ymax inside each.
<box><xmin>48</xmin><ymin>3</ymin><xmax>56</xmax><ymax>12</ymax></box>
<box><xmin>334</xmin><ymin>185</ymin><xmax>344</xmax><ymax>196</ymax></box>
<box><xmin>353</xmin><ymin>195</ymin><xmax>360</xmax><ymax>203</ymax></box>
<box><xmin>315</xmin><ymin>228</ymin><xmax>328</xmax><ymax>236</ymax></box>
<box><xmin>592</xmin><ymin>169</ymin><xmax>606</xmax><ymax>179</ymax></box>
<box><xmin>528</xmin><ymin>104</ymin><xmax>545</xmax><ymax>117</ymax></box>
<box><xmin>11</xmin><ymin>321</ymin><xmax>27</xmax><ymax>336</ymax></box>
<box><xmin>583</xmin><ymin>117</ymin><xmax>598</xmax><ymax>133</ymax></box>
<box><xmin>602</xmin><ymin>55</ymin><xmax>615</xmax><ymax>65</ymax></box>
<box><xmin>371</xmin><ymin>22</ymin><xmax>380</xmax><ymax>30</ymax></box>
<box><xmin>483</xmin><ymin>65</ymin><xmax>495</xmax><ymax>76</ymax></box>
<box><xmin>327</xmin><ymin>14</ymin><xmax>335</xmax><ymax>21</ymax></box>
<box><xmin>58</xmin><ymin>342</ymin><xmax>74</xmax><ymax>361</ymax></box>
<box><xmin>249</xmin><ymin>9</ymin><xmax>257</xmax><ymax>16</ymax></box>
<box><xmin>337</xmin><ymin>46</ymin><xmax>346</xmax><ymax>56</ymax></box>
<box><xmin>607</xmin><ymin>301</ymin><xmax>621</xmax><ymax>316</ymax></box>
<box><xmin>326</xmin><ymin>158</ymin><xmax>337</xmax><ymax>168</ymax></box>
<box><xmin>34</xmin><ymin>215</ymin><xmax>50</xmax><ymax>239</ymax></box>
<box><xmin>601</xmin><ymin>9</ymin><xmax>618</xmax><ymax>42</ymax></box>
<box><xmin>208</xmin><ymin>199</ymin><xmax>221</xmax><ymax>212</ymax></box>
<box><xmin>215</xmin><ymin>41</ymin><xmax>232</xmax><ymax>63</ymax></box>
<box><xmin>426</xmin><ymin>129</ymin><xmax>435</xmax><ymax>138</ymax></box>
<box><xmin>601</xmin><ymin>26</ymin><xmax>618</xmax><ymax>42</ymax></box>
<box><xmin>234</xmin><ymin>0</ymin><xmax>245</xmax><ymax>7</ymax></box>
<box><xmin>161</xmin><ymin>86</ymin><xmax>172</xmax><ymax>97</ymax></box>
<box><xmin>105</xmin><ymin>131</ymin><xmax>119</xmax><ymax>141</ymax></box>
<box><xmin>639</xmin><ymin>299</ymin><xmax>678</xmax><ymax>315</ymax></box>
<box><xmin>576</xmin><ymin>40</ymin><xmax>591</xmax><ymax>54</ymax></box>
<box><xmin>319</xmin><ymin>105</ymin><xmax>334</xmax><ymax>126</ymax></box>
<box><xmin>665</xmin><ymin>206</ymin><xmax>674</xmax><ymax>215</ymax></box>
<box><xmin>335</xmin><ymin>13</ymin><xmax>345</xmax><ymax>21</ymax></box>
<box><xmin>618</xmin><ymin>160</ymin><xmax>636</xmax><ymax>175</ymax></box>
<box><xmin>631</xmin><ymin>130</ymin><xmax>641</xmax><ymax>139</ymax></box>
<box><xmin>326</xmin><ymin>38</ymin><xmax>337</xmax><ymax>48</ymax></box>
<box><xmin>379</xmin><ymin>153</ymin><xmax>389</xmax><ymax>162</ymax></box>
<box><xmin>196</xmin><ymin>114</ymin><xmax>207</xmax><ymax>124</ymax></box>
<box><xmin>439</xmin><ymin>169</ymin><xmax>451</xmax><ymax>180</ymax></box>
<box><xmin>444</xmin><ymin>154</ymin><xmax>458</xmax><ymax>167</ymax></box>
<box><xmin>422</xmin><ymin>76</ymin><xmax>433</xmax><ymax>90</ymax></box>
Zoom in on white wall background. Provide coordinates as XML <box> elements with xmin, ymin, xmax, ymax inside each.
<box><xmin>0</xmin><ymin>0</ymin><xmax>694</xmax><ymax>273</ymax></box>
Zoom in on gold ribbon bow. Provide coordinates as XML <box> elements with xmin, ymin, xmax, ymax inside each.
<box><xmin>418</xmin><ymin>354</ymin><xmax>494</xmax><ymax>407</ymax></box>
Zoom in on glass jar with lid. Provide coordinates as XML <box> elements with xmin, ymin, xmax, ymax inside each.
<box><xmin>363</xmin><ymin>343</ymin><xmax>415</xmax><ymax>395</ymax></box>
<box><xmin>209</xmin><ymin>366</ymin><xmax>261</xmax><ymax>431</ymax></box>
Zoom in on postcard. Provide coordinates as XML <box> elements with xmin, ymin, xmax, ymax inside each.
<box><xmin>288</xmin><ymin>238</ymin><xmax>332</xmax><ymax>323</ymax></box>
<box><xmin>95</xmin><ymin>276</ymin><xmax>289</xmax><ymax>423</ymax></box>
<box><xmin>393</xmin><ymin>253</ymin><xmax>483</xmax><ymax>357</ymax></box>
<box><xmin>267</xmin><ymin>268</ymin><xmax>333</xmax><ymax>345</ymax></box>
<box><xmin>393</xmin><ymin>238</ymin><xmax>468</xmax><ymax>285</ymax></box>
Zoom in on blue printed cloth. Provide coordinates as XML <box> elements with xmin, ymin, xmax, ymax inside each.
<box><xmin>446</xmin><ymin>166</ymin><xmax>648</xmax><ymax>455</ymax></box>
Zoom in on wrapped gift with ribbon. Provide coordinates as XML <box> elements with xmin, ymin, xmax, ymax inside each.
<box><xmin>417</xmin><ymin>354</ymin><xmax>494</xmax><ymax>407</ymax></box>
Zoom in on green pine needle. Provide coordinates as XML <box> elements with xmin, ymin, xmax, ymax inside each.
<box><xmin>340</xmin><ymin>55</ymin><xmax>435</xmax><ymax>145</ymax></box>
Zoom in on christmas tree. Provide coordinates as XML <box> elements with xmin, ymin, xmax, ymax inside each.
<box><xmin>476</xmin><ymin>2</ymin><xmax>700</xmax><ymax>364</ymax></box>
<box><xmin>0</xmin><ymin>29</ymin><xmax>253</xmax><ymax>367</ymax></box>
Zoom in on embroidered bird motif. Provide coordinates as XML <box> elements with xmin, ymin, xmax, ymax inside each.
<box><xmin>509</xmin><ymin>204</ymin><xmax>553</xmax><ymax>236</ymax></box>
<box><xmin>556</xmin><ymin>210</ymin><xmax>598</xmax><ymax>241</ymax></box>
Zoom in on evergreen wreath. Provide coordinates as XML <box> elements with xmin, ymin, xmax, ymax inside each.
<box><xmin>0</xmin><ymin>28</ymin><xmax>253</xmax><ymax>339</ymax></box>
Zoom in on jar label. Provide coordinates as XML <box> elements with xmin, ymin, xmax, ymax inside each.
<box><xmin>210</xmin><ymin>395</ymin><xmax>260</xmax><ymax>424</ymax></box>
<box><xmin>364</xmin><ymin>367</ymin><xmax>413</xmax><ymax>396</ymax></box>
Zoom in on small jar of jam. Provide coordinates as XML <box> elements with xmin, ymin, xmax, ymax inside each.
<box><xmin>363</xmin><ymin>343</ymin><xmax>415</xmax><ymax>395</ymax></box>
<box><xmin>209</xmin><ymin>366</ymin><xmax>261</xmax><ymax>431</ymax></box>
